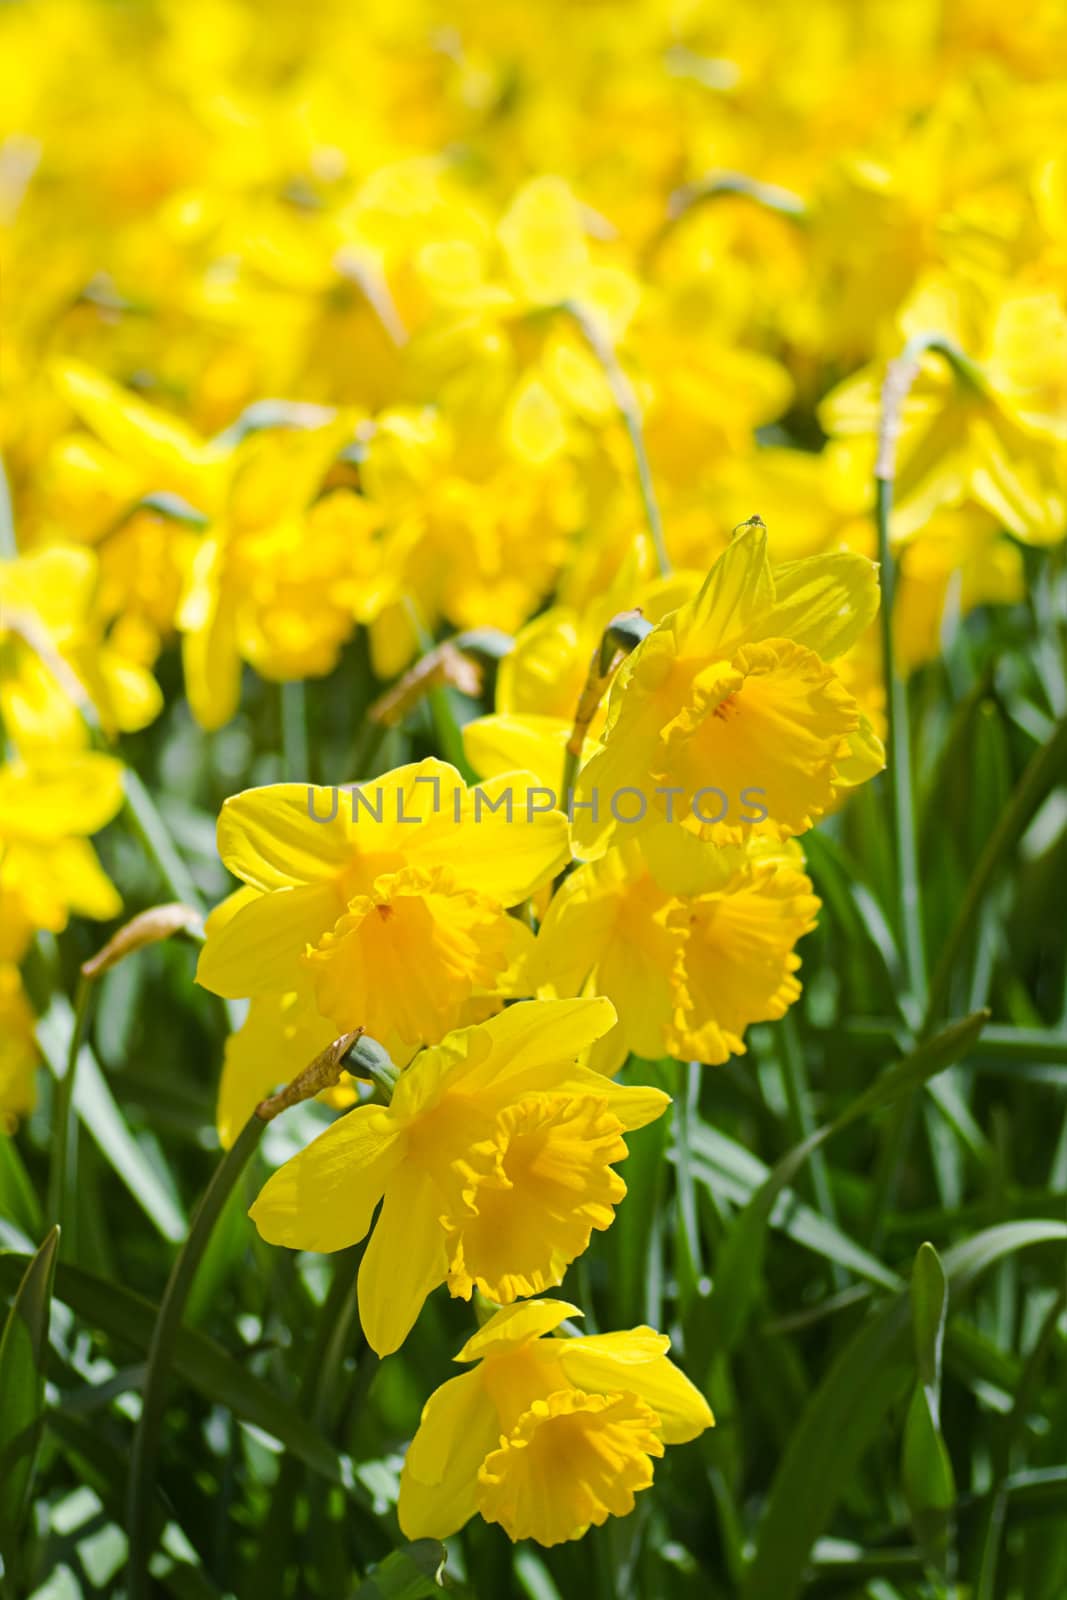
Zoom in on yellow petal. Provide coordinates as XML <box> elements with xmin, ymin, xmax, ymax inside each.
<box><xmin>55</xmin><ymin>360</ymin><xmax>218</xmax><ymax>486</ymax></box>
<box><xmin>559</xmin><ymin>1335</ymin><xmax>715</xmax><ymax>1443</ymax></box>
<box><xmin>0</xmin><ymin>754</ymin><xmax>124</xmax><ymax>841</ymax></box>
<box><xmin>497</xmin><ymin>609</ymin><xmax>586</xmax><ymax>719</ymax></box>
<box><xmin>463</xmin><ymin>713</ymin><xmax>573</xmax><ymax>793</ymax></box>
<box><xmin>398</xmin><ymin>1368</ymin><xmax>499</xmax><ymax>1539</ymax></box>
<box><xmin>357</xmin><ymin>1163</ymin><xmax>450</xmax><ymax>1356</ymax></box>
<box><xmin>249</xmin><ymin>1103</ymin><xmax>400</xmax><ymax>1253</ymax></box>
<box><xmin>414</xmin><ymin>772</ymin><xmax>570</xmax><ymax>904</ymax></box>
<box><xmin>196</xmin><ymin>881</ymin><xmax>341</xmax><ymax>998</ymax></box>
<box><xmin>533</xmin><ymin>859</ymin><xmax>620</xmax><ymax>997</ymax></box>
<box><xmin>452</xmin><ymin>997</ymin><xmax>618</xmax><ymax>1100</ymax></box>
<box><xmin>39</xmin><ymin>839</ymin><xmax>122</xmax><ymax>923</ymax></box>
<box><xmin>0</xmin><ymin>963</ymin><xmax>38</xmax><ymax>1128</ymax></box>
<box><xmin>834</xmin><ymin>713</ymin><xmax>886</xmax><ymax>788</ymax></box>
<box><xmin>506</xmin><ymin>375</ymin><xmax>568</xmax><ymax>465</ymax></box>
<box><xmin>673</xmin><ymin>522</ymin><xmax>775</xmax><ymax>659</ymax></box>
<box><xmin>226</xmin><ymin>416</ymin><xmax>354</xmax><ymax>531</ymax></box>
<box><xmin>456</xmin><ymin>1299</ymin><xmax>582</xmax><ymax>1364</ymax></box>
<box><xmin>761</xmin><ymin>551</ymin><xmax>881</xmax><ymax>660</ymax></box>
<box><xmin>478</xmin><ymin>1389</ymin><xmax>664</xmax><ymax>1546</ymax></box>
<box><xmin>217</xmin><ymin>784</ymin><xmax>354</xmax><ymax>891</ymax></box>
<box><xmin>181</xmin><ymin>600</ymin><xmax>242</xmax><ymax>732</ymax></box>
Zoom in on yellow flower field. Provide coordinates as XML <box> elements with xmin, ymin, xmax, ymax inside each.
<box><xmin>1</xmin><ymin>2</ymin><xmax>1065</xmax><ymax>1597</ymax></box>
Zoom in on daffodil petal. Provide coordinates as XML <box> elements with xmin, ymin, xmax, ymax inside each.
<box><xmin>674</xmin><ymin>523</ymin><xmax>774</xmax><ymax>658</ymax></box>
<box><xmin>452</xmin><ymin>997</ymin><xmax>618</xmax><ymax>1099</ymax></box>
<box><xmin>357</xmin><ymin>1163</ymin><xmax>450</xmax><ymax>1356</ymax></box>
<box><xmin>415</xmin><ymin>771</ymin><xmax>570</xmax><ymax>903</ymax></box>
<box><xmin>463</xmin><ymin>713</ymin><xmax>572</xmax><ymax>793</ymax></box>
<box><xmin>398</xmin><ymin>1368</ymin><xmax>499</xmax><ymax>1540</ymax></box>
<box><xmin>559</xmin><ymin>1336</ymin><xmax>714</xmax><ymax>1444</ymax></box>
<box><xmin>249</xmin><ymin>1104</ymin><xmax>400</xmax><ymax>1253</ymax></box>
<box><xmin>761</xmin><ymin>551</ymin><xmax>880</xmax><ymax>660</ymax></box>
<box><xmin>217</xmin><ymin>784</ymin><xmax>354</xmax><ymax>890</ymax></box>
<box><xmin>455</xmin><ymin>1298</ymin><xmax>581</xmax><ymax>1363</ymax></box>
<box><xmin>196</xmin><ymin>881</ymin><xmax>340</xmax><ymax>998</ymax></box>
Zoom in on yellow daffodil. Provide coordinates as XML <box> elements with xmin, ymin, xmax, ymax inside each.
<box><xmin>398</xmin><ymin>1298</ymin><xmax>712</xmax><ymax>1546</ymax></box>
<box><xmin>820</xmin><ymin>284</ymin><xmax>1067</xmax><ymax>546</ymax></box>
<box><xmin>196</xmin><ymin>760</ymin><xmax>568</xmax><ymax>1064</ymax></box>
<box><xmin>0</xmin><ymin>544</ymin><xmax>162</xmax><ymax>747</ymax></box>
<box><xmin>463</xmin><ymin>565</ymin><xmax>697</xmax><ymax>793</ymax></box>
<box><xmin>571</xmin><ymin>523</ymin><xmax>883</xmax><ymax>858</ymax></box>
<box><xmin>536</xmin><ymin>830</ymin><xmax>819</xmax><ymax>1072</ymax></box>
<box><xmin>0</xmin><ymin>752</ymin><xmax>124</xmax><ymax>939</ymax></box>
<box><xmin>204</xmin><ymin>882</ymin><xmax>351</xmax><ymax>1148</ymax></box>
<box><xmin>51</xmin><ymin>365</ymin><xmax>373</xmax><ymax>728</ymax></box>
<box><xmin>250</xmin><ymin>999</ymin><xmax>669</xmax><ymax>1355</ymax></box>
<box><xmin>357</xmin><ymin>406</ymin><xmax>583</xmax><ymax>676</ymax></box>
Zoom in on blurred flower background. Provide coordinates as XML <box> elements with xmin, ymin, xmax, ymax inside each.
<box><xmin>1</xmin><ymin>1</ymin><xmax>1066</xmax><ymax>1597</ymax></box>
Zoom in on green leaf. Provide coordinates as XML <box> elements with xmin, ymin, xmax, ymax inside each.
<box><xmin>0</xmin><ymin>1225</ymin><xmax>60</xmax><ymax>1563</ymax></box>
<box><xmin>911</xmin><ymin>1241</ymin><xmax>948</xmax><ymax>1397</ymax></box>
<box><xmin>709</xmin><ymin>1012</ymin><xmax>987</xmax><ymax>1350</ymax></box>
<box><xmin>941</xmin><ymin>1222</ymin><xmax>1067</xmax><ymax>1295</ymax></box>
<box><xmin>742</xmin><ymin>1217</ymin><xmax>1067</xmax><ymax>1600</ymax></box>
<box><xmin>0</xmin><ymin>1135</ymin><xmax>41</xmax><ymax>1245</ymax></box>
<box><xmin>36</xmin><ymin>996</ymin><xmax>186</xmax><ymax>1243</ymax></box>
<box><xmin>349</xmin><ymin>1541</ymin><xmax>447</xmax><ymax>1598</ymax></box>
<box><xmin>902</xmin><ymin>1244</ymin><xmax>955</xmax><ymax>1582</ymax></box>
<box><xmin>46</xmin><ymin>1411</ymin><xmax>224</xmax><ymax>1600</ymax></box>
<box><xmin>127</xmin><ymin>1115</ymin><xmax>264</xmax><ymax>1600</ymax></box>
<box><xmin>0</xmin><ymin>1254</ymin><xmax>357</xmax><ymax>1490</ymax></box>
<box><xmin>606</xmin><ymin>1060</ymin><xmax>671</xmax><ymax>1328</ymax></box>
<box><xmin>687</xmin><ymin>1125</ymin><xmax>901</xmax><ymax>1290</ymax></box>
<box><xmin>925</xmin><ymin>713</ymin><xmax>1067</xmax><ymax>1024</ymax></box>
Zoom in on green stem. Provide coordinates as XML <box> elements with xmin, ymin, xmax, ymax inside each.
<box><xmin>644</xmin><ymin>169</ymin><xmax>806</xmax><ymax>270</ymax></box>
<box><xmin>123</xmin><ymin>768</ymin><xmax>204</xmax><ymax>913</ymax></box>
<box><xmin>874</xmin><ymin>333</ymin><xmax>987</xmax><ymax>1022</ymax></box>
<box><xmin>126</xmin><ymin>1114</ymin><xmax>264</xmax><ymax>1599</ymax></box>
<box><xmin>673</xmin><ymin>1061</ymin><xmax>704</xmax><ymax>1302</ymax></box>
<box><xmin>874</xmin><ymin>476</ymin><xmax>927</xmax><ymax>1019</ymax></box>
<box><xmin>564</xmin><ymin>301</ymin><xmax>670</xmax><ymax>577</ymax></box>
<box><xmin>47</xmin><ymin>974</ymin><xmax>93</xmax><ymax>1254</ymax></box>
<box><xmin>280</xmin><ymin>679</ymin><xmax>310</xmax><ymax>782</ymax></box>
<box><xmin>777</xmin><ymin>1015</ymin><xmax>844</xmax><ymax>1287</ymax></box>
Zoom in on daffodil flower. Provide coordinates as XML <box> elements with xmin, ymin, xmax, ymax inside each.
<box><xmin>249</xmin><ymin>998</ymin><xmax>669</xmax><ymax>1355</ymax></box>
<box><xmin>571</xmin><ymin>522</ymin><xmax>883</xmax><ymax>857</ymax></box>
<box><xmin>196</xmin><ymin>760</ymin><xmax>570</xmax><ymax>1063</ymax></box>
<box><xmin>398</xmin><ymin>1298</ymin><xmax>713</xmax><ymax>1546</ymax></box>
<box><xmin>820</xmin><ymin>286</ymin><xmax>1067</xmax><ymax>546</ymax></box>
<box><xmin>0</xmin><ymin>752</ymin><xmax>125</xmax><ymax>941</ymax></box>
<box><xmin>0</xmin><ymin>544</ymin><xmax>162</xmax><ymax>747</ymax></box>
<box><xmin>54</xmin><ymin>364</ymin><xmax>373</xmax><ymax>728</ymax></box>
<box><xmin>536</xmin><ymin>829</ymin><xmax>819</xmax><ymax>1072</ymax></box>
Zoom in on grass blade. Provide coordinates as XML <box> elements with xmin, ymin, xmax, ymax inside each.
<box><xmin>127</xmin><ymin>1115</ymin><xmax>264</xmax><ymax>1600</ymax></box>
<box><xmin>0</xmin><ymin>1225</ymin><xmax>60</xmax><ymax>1568</ymax></box>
